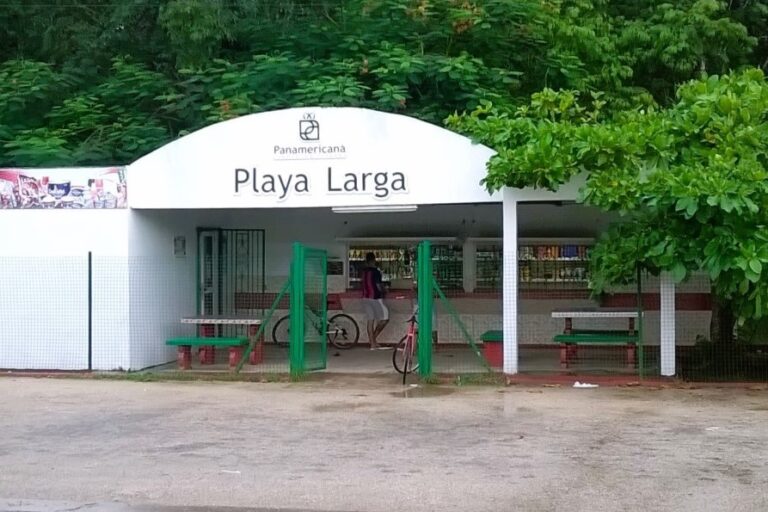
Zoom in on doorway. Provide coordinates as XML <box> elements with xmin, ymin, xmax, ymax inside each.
<box><xmin>196</xmin><ymin>228</ymin><xmax>266</xmax><ymax>335</ymax></box>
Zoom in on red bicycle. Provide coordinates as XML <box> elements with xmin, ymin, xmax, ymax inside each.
<box><xmin>392</xmin><ymin>313</ymin><xmax>419</xmax><ymax>384</ymax></box>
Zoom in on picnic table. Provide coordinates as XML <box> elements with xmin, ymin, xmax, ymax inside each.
<box><xmin>551</xmin><ymin>308</ymin><xmax>641</xmax><ymax>369</ymax></box>
<box><xmin>167</xmin><ymin>316</ymin><xmax>264</xmax><ymax>370</ymax></box>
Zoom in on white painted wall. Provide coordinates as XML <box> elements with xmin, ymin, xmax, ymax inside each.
<box><xmin>0</xmin><ymin>210</ymin><xmax>130</xmax><ymax>370</ymax></box>
<box><xmin>127</xmin><ymin>210</ymin><xmax>200</xmax><ymax>370</ymax></box>
<box><xmin>92</xmin><ymin>255</ymin><xmax>130</xmax><ymax>370</ymax></box>
<box><xmin>0</xmin><ymin>201</ymin><xmax>712</xmax><ymax>370</ymax></box>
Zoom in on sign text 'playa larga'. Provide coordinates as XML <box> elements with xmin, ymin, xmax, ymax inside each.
<box><xmin>234</xmin><ymin>113</ymin><xmax>406</xmax><ymax>201</ymax></box>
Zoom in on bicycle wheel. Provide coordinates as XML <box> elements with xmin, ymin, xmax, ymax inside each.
<box><xmin>327</xmin><ymin>313</ymin><xmax>360</xmax><ymax>349</ymax></box>
<box><xmin>392</xmin><ymin>335</ymin><xmax>420</xmax><ymax>375</ymax></box>
<box><xmin>271</xmin><ymin>315</ymin><xmax>290</xmax><ymax>346</ymax></box>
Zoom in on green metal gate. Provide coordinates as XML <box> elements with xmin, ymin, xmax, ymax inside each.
<box><xmin>415</xmin><ymin>240</ymin><xmax>489</xmax><ymax>379</ymax></box>
<box><xmin>417</xmin><ymin>241</ymin><xmax>434</xmax><ymax>377</ymax></box>
<box><xmin>289</xmin><ymin>242</ymin><xmax>328</xmax><ymax>375</ymax></box>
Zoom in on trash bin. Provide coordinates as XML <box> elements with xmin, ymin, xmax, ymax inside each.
<box><xmin>480</xmin><ymin>330</ymin><xmax>503</xmax><ymax>368</ymax></box>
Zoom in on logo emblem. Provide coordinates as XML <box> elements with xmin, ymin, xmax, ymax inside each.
<box><xmin>299</xmin><ymin>114</ymin><xmax>320</xmax><ymax>141</ymax></box>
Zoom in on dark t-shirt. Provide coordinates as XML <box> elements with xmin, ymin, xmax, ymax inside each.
<box><xmin>361</xmin><ymin>267</ymin><xmax>383</xmax><ymax>299</ymax></box>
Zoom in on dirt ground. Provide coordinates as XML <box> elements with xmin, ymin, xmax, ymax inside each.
<box><xmin>0</xmin><ymin>376</ymin><xmax>767</xmax><ymax>512</ymax></box>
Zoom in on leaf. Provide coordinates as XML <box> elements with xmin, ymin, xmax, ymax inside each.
<box><xmin>671</xmin><ymin>262</ymin><xmax>686</xmax><ymax>283</ymax></box>
<box><xmin>718</xmin><ymin>95</ymin><xmax>732</xmax><ymax>113</ymax></box>
<box><xmin>739</xmin><ymin>279</ymin><xmax>750</xmax><ymax>294</ymax></box>
<box><xmin>675</xmin><ymin>197</ymin><xmax>691</xmax><ymax>212</ymax></box>
<box><xmin>709</xmin><ymin>261</ymin><xmax>722</xmax><ymax>281</ymax></box>
<box><xmin>720</xmin><ymin>196</ymin><xmax>736</xmax><ymax>213</ymax></box>
<box><xmin>743</xmin><ymin>197</ymin><xmax>759</xmax><ymax>214</ymax></box>
<box><xmin>749</xmin><ymin>259</ymin><xmax>762</xmax><ymax>276</ymax></box>
<box><xmin>648</xmin><ymin>241</ymin><xmax>666</xmax><ymax>257</ymax></box>
<box><xmin>685</xmin><ymin>200</ymin><xmax>698</xmax><ymax>218</ymax></box>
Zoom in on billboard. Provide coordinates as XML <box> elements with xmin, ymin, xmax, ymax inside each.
<box><xmin>0</xmin><ymin>167</ymin><xmax>127</xmax><ymax>209</ymax></box>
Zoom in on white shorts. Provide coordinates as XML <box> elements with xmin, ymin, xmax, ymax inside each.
<box><xmin>362</xmin><ymin>299</ymin><xmax>389</xmax><ymax>321</ymax></box>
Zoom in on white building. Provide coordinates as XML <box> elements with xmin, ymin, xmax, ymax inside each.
<box><xmin>0</xmin><ymin>108</ymin><xmax>709</xmax><ymax>374</ymax></box>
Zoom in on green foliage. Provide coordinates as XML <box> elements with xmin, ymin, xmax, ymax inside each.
<box><xmin>1</xmin><ymin>0</ymin><xmax>768</xmax><ymax>166</ymax></box>
<box><xmin>4</xmin><ymin>58</ymin><xmax>173</xmax><ymax>166</ymax></box>
<box><xmin>159</xmin><ymin>0</ymin><xmax>233</xmax><ymax>68</ymax></box>
<box><xmin>679</xmin><ymin>335</ymin><xmax>768</xmax><ymax>381</ymax></box>
<box><xmin>0</xmin><ymin>60</ymin><xmax>76</xmax><ymax>132</ymax></box>
<box><xmin>615</xmin><ymin>0</ymin><xmax>759</xmax><ymax>102</ymax></box>
<box><xmin>453</xmin><ymin>69</ymin><xmax>768</xmax><ymax>325</ymax></box>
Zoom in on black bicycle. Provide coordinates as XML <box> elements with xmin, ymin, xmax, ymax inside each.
<box><xmin>271</xmin><ymin>312</ymin><xmax>360</xmax><ymax>349</ymax></box>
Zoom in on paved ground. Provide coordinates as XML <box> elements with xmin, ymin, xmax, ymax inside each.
<box><xmin>1</xmin><ymin>377</ymin><xmax>767</xmax><ymax>512</ymax></box>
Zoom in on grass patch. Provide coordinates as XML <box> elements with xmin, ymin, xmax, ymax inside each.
<box><xmin>453</xmin><ymin>372</ymin><xmax>506</xmax><ymax>387</ymax></box>
<box><xmin>72</xmin><ymin>371</ymin><xmax>293</xmax><ymax>383</ymax></box>
<box><xmin>419</xmin><ymin>374</ymin><xmax>441</xmax><ymax>385</ymax></box>
<box><xmin>410</xmin><ymin>372</ymin><xmax>504</xmax><ymax>387</ymax></box>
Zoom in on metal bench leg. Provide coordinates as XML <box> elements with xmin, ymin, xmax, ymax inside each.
<box><xmin>229</xmin><ymin>347</ymin><xmax>244</xmax><ymax>370</ymax></box>
<box><xmin>248</xmin><ymin>324</ymin><xmax>264</xmax><ymax>365</ymax></box>
<box><xmin>627</xmin><ymin>344</ymin><xmax>636</xmax><ymax>368</ymax></box>
<box><xmin>199</xmin><ymin>346</ymin><xmax>215</xmax><ymax>365</ymax></box>
<box><xmin>178</xmin><ymin>346</ymin><xmax>192</xmax><ymax>370</ymax></box>
<box><xmin>200</xmin><ymin>324</ymin><xmax>215</xmax><ymax>364</ymax></box>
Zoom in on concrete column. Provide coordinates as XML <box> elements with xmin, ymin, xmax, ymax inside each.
<box><xmin>660</xmin><ymin>272</ymin><xmax>676</xmax><ymax>376</ymax></box>
<box><xmin>502</xmin><ymin>189</ymin><xmax>518</xmax><ymax>374</ymax></box>
<box><xmin>462</xmin><ymin>240</ymin><xmax>476</xmax><ymax>293</ymax></box>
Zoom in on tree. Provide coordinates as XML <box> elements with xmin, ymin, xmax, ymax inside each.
<box><xmin>2</xmin><ymin>0</ymin><xmax>768</xmax><ymax>166</ymax></box>
<box><xmin>448</xmin><ymin>69</ymin><xmax>768</xmax><ymax>343</ymax></box>
<box><xmin>612</xmin><ymin>0</ymin><xmax>759</xmax><ymax>103</ymax></box>
<box><xmin>5</xmin><ymin>59</ymin><xmax>174</xmax><ymax>166</ymax></box>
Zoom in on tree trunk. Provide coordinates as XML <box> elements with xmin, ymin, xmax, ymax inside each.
<box><xmin>710</xmin><ymin>292</ymin><xmax>736</xmax><ymax>344</ymax></box>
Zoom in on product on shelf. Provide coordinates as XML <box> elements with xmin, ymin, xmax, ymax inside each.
<box><xmin>517</xmin><ymin>242</ymin><xmax>592</xmax><ymax>289</ymax></box>
<box><xmin>347</xmin><ymin>243</ymin><xmax>462</xmax><ymax>290</ymax></box>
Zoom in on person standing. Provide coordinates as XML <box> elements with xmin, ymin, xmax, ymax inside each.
<box><xmin>361</xmin><ymin>252</ymin><xmax>390</xmax><ymax>350</ymax></box>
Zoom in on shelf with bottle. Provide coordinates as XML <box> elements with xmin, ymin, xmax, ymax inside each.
<box><xmin>518</xmin><ymin>244</ymin><xmax>592</xmax><ymax>261</ymax></box>
<box><xmin>475</xmin><ymin>243</ymin><xmax>502</xmax><ymax>291</ymax></box>
<box><xmin>348</xmin><ymin>244</ymin><xmax>416</xmax><ymax>290</ymax></box>
<box><xmin>518</xmin><ymin>261</ymin><xmax>590</xmax><ymax>284</ymax></box>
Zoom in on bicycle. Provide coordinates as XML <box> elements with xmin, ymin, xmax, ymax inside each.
<box><xmin>392</xmin><ymin>314</ymin><xmax>419</xmax><ymax>384</ymax></box>
<box><xmin>271</xmin><ymin>311</ymin><xmax>360</xmax><ymax>349</ymax></box>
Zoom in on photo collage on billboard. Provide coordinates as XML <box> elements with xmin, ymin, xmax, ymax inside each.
<box><xmin>0</xmin><ymin>167</ymin><xmax>127</xmax><ymax>209</ymax></box>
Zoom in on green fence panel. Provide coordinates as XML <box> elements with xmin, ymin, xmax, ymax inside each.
<box><xmin>289</xmin><ymin>243</ymin><xmax>327</xmax><ymax>376</ymax></box>
<box><xmin>235</xmin><ymin>278</ymin><xmax>290</xmax><ymax>373</ymax></box>
<box><xmin>417</xmin><ymin>241</ymin><xmax>433</xmax><ymax>377</ymax></box>
<box><xmin>432</xmin><ymin>277</ymin><xmax>491</xmax><ymax>373</ymax></box>
<box><xmin>289</xmin><ymin>253</ymin><xmax>305</xmax><ymax>376</ymax></box>
<box><xmin>636</xmin><ymin>265</ymin><xmax>645</xmax><ymax>379</ymax></box>
<box><xmin>302</xmin><ymin>246</ymin><xmax>328</xmax><ymax>372</ymax></box>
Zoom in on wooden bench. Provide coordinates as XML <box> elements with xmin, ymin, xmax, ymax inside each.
<box><xmin>166</xmin><ymin>336</ymin><xmax>250</xmax><ymax>370</ymax></box>
<box><xmin>551</xmin><ymin>309</ymin><xmax>641</xmax><ymax>370</ymax></box>
<box><xmin>553</xmin><ymin>331</ymin><xmax>638</xmax><ymax>369</ymax></box>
